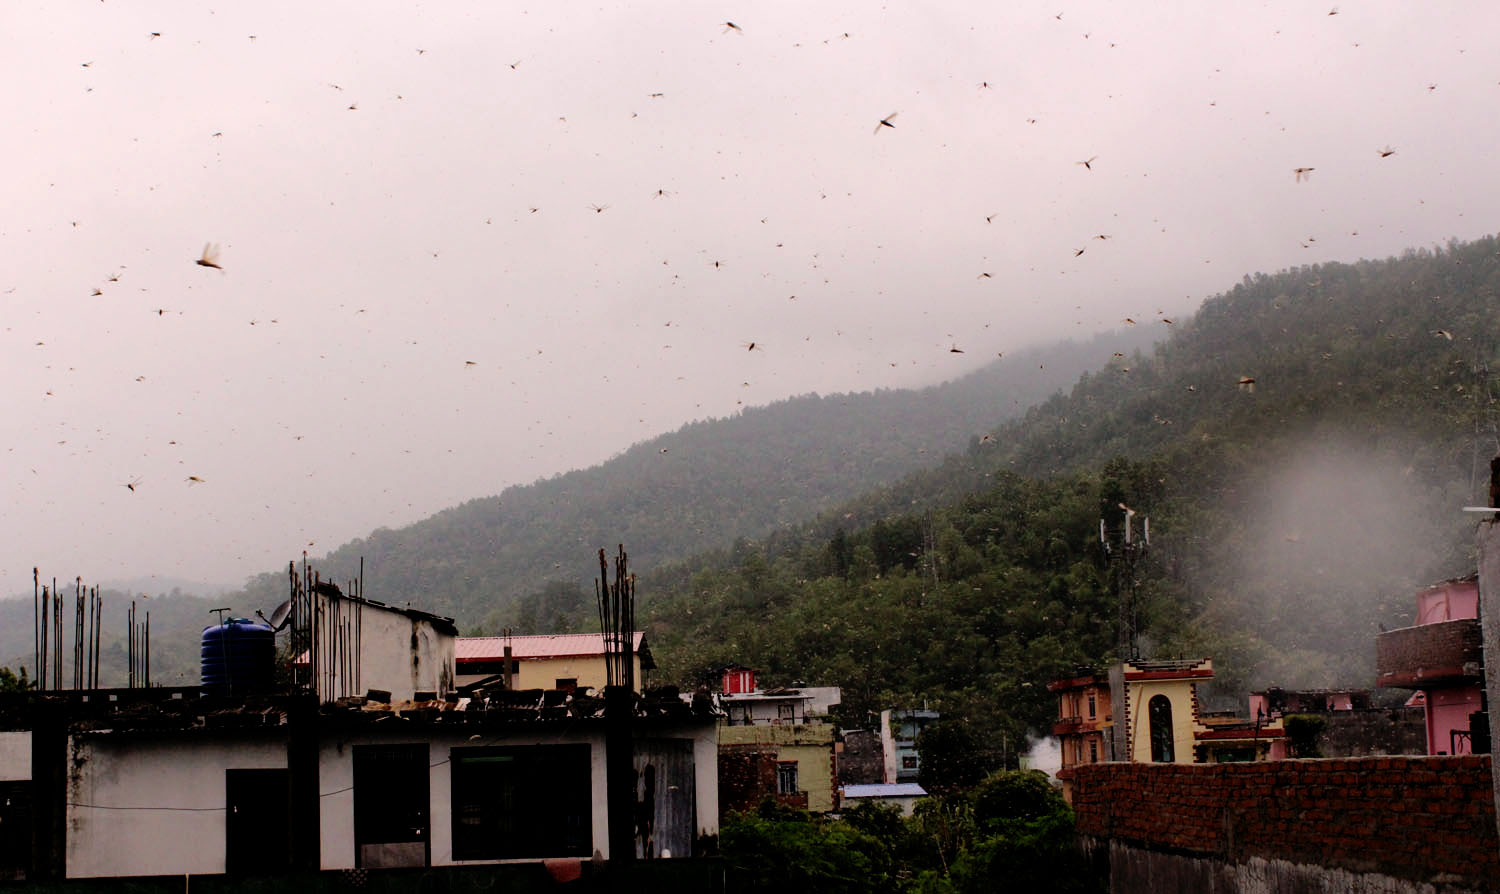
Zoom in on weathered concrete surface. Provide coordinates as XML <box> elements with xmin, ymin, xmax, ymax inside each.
<box><xmin>1089</xmin><ymin>838</ymin><xmax>1491</xmax><ymax>894</ymax></box>
<box><xmin>718</xmin><ymin>723</ymin><xmax>837</xmax><ymax>813</ymax></box>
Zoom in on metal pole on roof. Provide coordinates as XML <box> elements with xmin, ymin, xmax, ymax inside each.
<box><xmin>85</xmin><ymin>586</ymin><xmax>93</xmax><ymax>690</ymax></box>
<box><xmin>597</xmin><ymin>545</ymin><xmax>637</xmax><ymax>866</ymax></box>
<box><xmin>53</xmin><ymin>581</ymin><xmax>62</xmax><ymax>691</ymax></box>
<box><xmin>73</xmin><ymin>579</ymin><xmax>81</xmax><ymax>691</ymax></box>
<box><xmin>33</xmin><ymin>569</ymin><xmax>40</xmax><ymax>692</ymax></box>
<box><xmin>1475</xmin><ymin>455</ymin><xmax>1500</xmax><ymax>851</ymax></box>
<box><xmin>357</xmin><ymin>557</ymin><xmax>364</xmax><ymax>695</ymax></box>
<box><xmin>503</xmin><ymin>629</ymin><xmax>514</xmax><ymax>692</ymax></box>
<box><xmin>93</xmin><ymin>589</ymin><xmax>101</xmax><ymax>689</ymax></box>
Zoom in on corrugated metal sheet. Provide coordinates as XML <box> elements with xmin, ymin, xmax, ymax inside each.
<box><xmin>456</xmin><ymin>633</ymin><xmax>645</xmax><ymax>661</ymax></box>
<box><xmin>842</xmin><ymin>783</ymin><xmax>927</xmax><ymax>798</ymax></box>
<box><xmin>635</xmin><ymin>738</ymin><xmax>696</xmax><ymax>859</ymax></box>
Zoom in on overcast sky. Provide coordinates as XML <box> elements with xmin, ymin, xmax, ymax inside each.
<box><xmin>3</xmin><ymin>0</ymin><xmax>1496</xmax><ymax>591</ymax></box>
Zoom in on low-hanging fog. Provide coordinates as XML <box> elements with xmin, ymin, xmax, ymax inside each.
<box><xmin>1183</xmin><ymin>432</ymin><xmax>1476</xmax><ymax>693</ymax></box>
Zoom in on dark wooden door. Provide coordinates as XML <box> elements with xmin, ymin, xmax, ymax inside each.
<box><xmin>225</xmin><ymin>769</ymin><xmax>289</xmax><ymax>875</ymax></box>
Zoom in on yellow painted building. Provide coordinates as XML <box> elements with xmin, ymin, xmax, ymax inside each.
<box><xmin>718</xmin><ymin>722</ymin><xmax>838</xmax><ymax>814</ymax></box>
<box><xmin>1118</xmin><ymin>659</ymin><xmax>1213</xmax><ymax>763</ymax></box>
<box><xmin>455</xmin><ymin>633</ymin><xmax>653</xmax><ymax>694</ymax></box>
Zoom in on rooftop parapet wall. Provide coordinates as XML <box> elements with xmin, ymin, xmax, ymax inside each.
<box><xmin>1065</xmin><ymin>756</ymin><xmax>1499</xmax><ymax>889</ymax></box>
<box><xmin>718</xmin><ymin>722</ymin><xmax>835</xmax><ymax>747</ymax></box>
<box><xmin>1376</xmin><ymin>618</ymin><xmax>1484</xmax><ymax>688</ymax></box>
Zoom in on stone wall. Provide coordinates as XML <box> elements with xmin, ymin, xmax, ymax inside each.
<box><xmin>1066</xmin><ymin>756</ymin><xmax>1499</xmax><ymax>892</ymax></box>
<box><xmin>1089</xmin><ymin>840</ymin><xmax>1490</xmax><ymax>894</ymax></box>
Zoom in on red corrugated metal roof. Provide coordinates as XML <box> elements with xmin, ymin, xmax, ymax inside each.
<box><xmin>456</xmin><ymin>632</ymin><xmax>646</xmax><ymax>662</ymax></box>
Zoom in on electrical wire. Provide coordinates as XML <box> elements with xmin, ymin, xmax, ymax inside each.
<box><xmin>67</xmin><ymin>802</ymin><xmax>222</xmax><ymax>812</ymax></box>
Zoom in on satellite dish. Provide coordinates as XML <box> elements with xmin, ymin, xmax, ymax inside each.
<box><xmin>257</xmin><ymin>600</ymin><xmax>293</xmax><ymax>632</ymax></box>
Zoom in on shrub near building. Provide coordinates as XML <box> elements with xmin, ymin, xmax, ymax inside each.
<box><xmin>722</xmin><ymin>770</ymin><xmax>1101</xmax><ymax>893</ymax></box>
<box><xmin>918</xmin><ymin>771</ymin><xmax>1101</xmax><ymax>894</ymax></box>
<box><xmin>720</xmin><ymin>800</ymin><xmax>894</xmax><ymax>894</ymax></box>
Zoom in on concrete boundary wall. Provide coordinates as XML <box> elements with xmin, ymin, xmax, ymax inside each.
<box><xmin>1086</xmin><ymin>839</ymin><xmax>1488</xmax><ymax>894</ymax></box>
<box><xmin>1065</xmin><ymin>756</ymin><xmax>1498</xmax><ymax>892</ymax></box>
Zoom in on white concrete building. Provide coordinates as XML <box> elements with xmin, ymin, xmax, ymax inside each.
<box><xmin>26</xmin><ymin>694</ymin><xmax>720</xmax><ymax>879</ymax></box>
<box><xmin>67</xmin><ymin>729</ymin><xmax>288</xmax><ymax>878</ymax></box>
<box><xmin>719</xmin><ymin>686</ymin><xmax>841</xmax><ymax>726</ymax></box>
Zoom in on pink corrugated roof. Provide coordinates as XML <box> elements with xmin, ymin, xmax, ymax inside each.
<box><xmin>456</xmin><ymin>632</ymin><xmax>646</xmax><ymax>662</ymax></box>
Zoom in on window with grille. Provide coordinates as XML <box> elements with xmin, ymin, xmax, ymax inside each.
<box><xmin>776</xmin><ymin>761</ymin><xmax>799</xmax><ymax>795</ymax></box>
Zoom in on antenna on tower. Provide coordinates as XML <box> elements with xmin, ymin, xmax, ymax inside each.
<box><xmin>1101</xmin><ymin>502</ymin><xmax>1149</xmax><ymax>660</ymax></box>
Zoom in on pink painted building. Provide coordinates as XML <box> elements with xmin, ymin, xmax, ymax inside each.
<box><xmin>1375</xmin><ymin>575</ymin><xmax>1486</xmax><ymax>756</ymax></box>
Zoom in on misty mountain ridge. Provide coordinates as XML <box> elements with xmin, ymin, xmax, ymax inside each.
<box><xmin>633</xmin><ymin>235</ymin><xmax>1500</xmax><ymax>736</ymax></box>
<box><xmin>223</xmin><ymin>327</ymin><xmax>1159</xmax><ymax>627</ymax></box>
<box><xmin>94</xmin><ymin>576</ymin><xmax>235</xmax><ymax>601</ymax></box>
<box><xmin>11</xmin><ymin>235</ymin><xmax>1497</xmax><ymax>725</ymax></box>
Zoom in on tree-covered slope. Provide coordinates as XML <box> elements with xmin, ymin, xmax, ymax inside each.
<box><xmin>225</xmin><ymin>328</ymin><xmax>1158</xmax><ymax>626</ymax></box>
<box><xmin>52</xmin><ymin>235</ymin><xmax>1498</xmax><ymax>732</ymax></box>
<box><xmin>633</xmin><ymin>236</ymin><xmax>1500</xmax><ymax>746</ymax></box>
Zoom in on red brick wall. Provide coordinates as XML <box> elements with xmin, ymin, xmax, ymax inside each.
<box><xmin>1066</xmin><ymin>756</ymin><xmax>1499</xmax><ymax>885</ymax></box>
<box><xmin>1376</xmin><ymin>618</ymin><xmax>1483</xmax><ymax>687</ymax></box>
<box><xmin>719</xmin><ymin>745</ymin><xmax>779</xmax><ymax>816</ymax></box>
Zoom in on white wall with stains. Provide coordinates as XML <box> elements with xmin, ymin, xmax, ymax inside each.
<box><xmin>64</xmin><ymin>733</ymin><xmax>286</xmax><ymax>879</ymax></box>
<box><xmin>310</xmin><ymin>593</ymin><xmax>456</xmax><ymax>703</ymax></box>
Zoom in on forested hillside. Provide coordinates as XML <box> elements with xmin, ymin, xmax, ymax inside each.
<box><xmin>224</xmin><ymin>329</ymin><xmax>1157</xmax><ymax>627</ymax></box>
<box><xmin>17</xmin><ymin>236</ymin><xmax>1495</xmax><ymax>741</ymax></box>
<box><xmin>628</xmin><ymin>237</ymin><xmax>1500</xmax><ymax>750</ymax></box>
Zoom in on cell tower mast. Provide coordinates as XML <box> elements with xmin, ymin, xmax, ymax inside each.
<box><xmin>1101</xmin><ymin>502</ymin><xmax>1149</xmax><ymax>660</ymax></box>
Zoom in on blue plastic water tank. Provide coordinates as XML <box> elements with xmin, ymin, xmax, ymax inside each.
<box><xmin>201</xmin><ymin>618</ymin><xmax>275</xmax><ymax>695</ymax></box>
